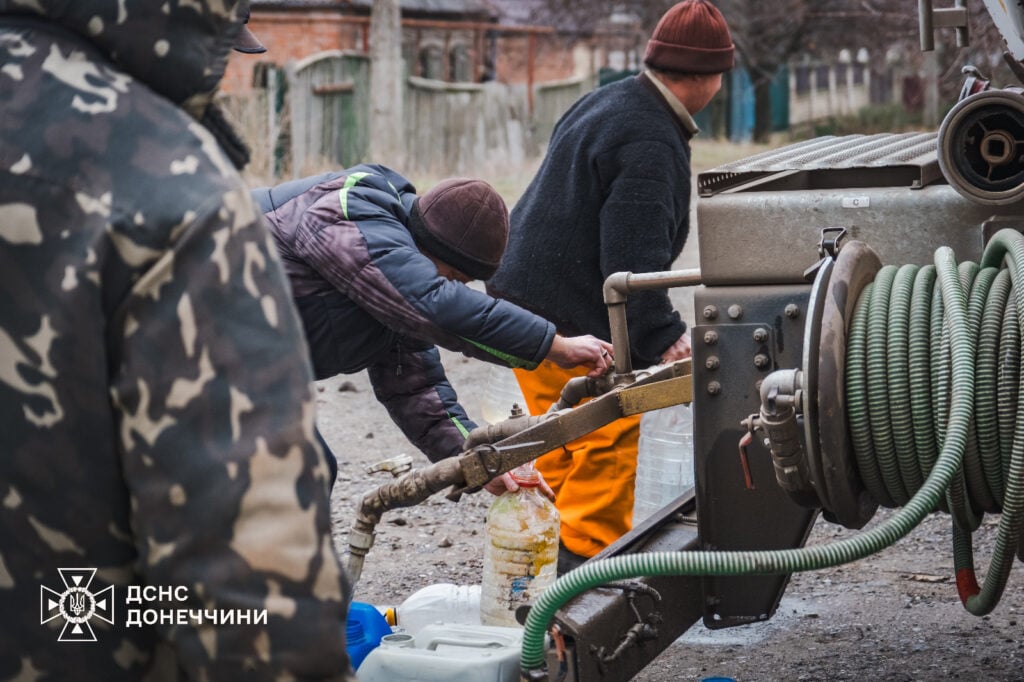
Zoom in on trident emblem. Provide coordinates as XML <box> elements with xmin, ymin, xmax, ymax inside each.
<box><xmin>69</xmin><ymin>591</ymin><xmax>86</xmax><ymax>616</ymax></box>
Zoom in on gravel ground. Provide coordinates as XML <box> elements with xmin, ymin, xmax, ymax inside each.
<box><xmin>321</xmin><ymin>351</ymin><xmax>1024</xmax><ymax>681</ymax></box>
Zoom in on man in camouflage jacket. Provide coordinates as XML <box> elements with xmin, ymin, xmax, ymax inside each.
<box><xmin>0</xmin><ymin>1</ymin><xmax>353</xmax><ymax>679</ymax></box>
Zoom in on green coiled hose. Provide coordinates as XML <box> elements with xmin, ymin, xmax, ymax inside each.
<box><xmin>520</xmin><ymin>229</ymin><xmax>1024</xmax><ymax>677</ymax></box>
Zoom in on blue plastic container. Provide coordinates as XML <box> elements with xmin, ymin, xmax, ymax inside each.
<box><xmin>346</xmin><ymin>601</ymin><xmax>392</xmax><ymax>670</ymax></box>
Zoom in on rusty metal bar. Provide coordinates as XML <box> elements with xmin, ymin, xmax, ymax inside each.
<box><xmin>457</xmin><ymin>364</ymin><xmax>693</xmax><ymax>491</ymax></box>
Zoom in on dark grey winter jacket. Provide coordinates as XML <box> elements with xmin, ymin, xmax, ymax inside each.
<box><xmin>254</xmin><ymin>165</ymin><xmax>556</xmax><ymax>462</ymax></box>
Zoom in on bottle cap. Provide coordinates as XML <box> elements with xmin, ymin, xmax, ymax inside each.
<box><xmin>510</xmin><ymin>464</ymin><xmax>541</xmax><ymax>487</ymax></box>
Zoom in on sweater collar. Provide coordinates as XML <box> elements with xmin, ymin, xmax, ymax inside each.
<box><xmin>640</xmin><ymin>71</ymin><xmax>699</xmax><ymax>138</ymax></box>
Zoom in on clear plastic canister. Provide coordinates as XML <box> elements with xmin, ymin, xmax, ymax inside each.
<box><xmin>478</xmin><ymin>365</ymin><xmax>528</xmax><ymax>425</ymax></box>
<box><xmin>632</xmin><ymin>403</ymin><xmax>694</xmax><ymax>524</ymax></box>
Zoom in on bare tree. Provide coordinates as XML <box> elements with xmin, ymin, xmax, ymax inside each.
<box><xmin>526</xmin><ymin>0</ymin><xmax>840</xmax><ymax>141</ymax></box>
<box><xmin>369</xmin><ymin>0</ymin><xmax>404</xmax><ymax>167</ymax></box>
<box><xmin>525</xmin><ymin>0</ymin><xmax>1016</xmax><ymax>138</ymax></box>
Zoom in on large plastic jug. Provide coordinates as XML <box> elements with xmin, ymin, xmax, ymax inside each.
<box><xmin>632</xmin><ymin>403</ymin><xmax>694</xmax><ymax>524</ymax></box>
<box><xmin>346</xmin><ymin>601</ymin><xmax>393</xmax><ymax>670</ymax></box>
<box><xmin>384</xmin><ymin>583</ymin><xmax>481</xmax><ymax>636</ymax></box>
<box><xmin>479</xmin><ymin>365</ymin><xmax>528</xmax><ymax>424</ymax></box>
<box><xmin>480</xmin><ymin>465</ymin><xmax>559</xmax><ymax>627</ymax></box>
<box><xmin>357</xmin><ymin>623</ymin><xmax>523</xmax><ymax>682</ymax></box>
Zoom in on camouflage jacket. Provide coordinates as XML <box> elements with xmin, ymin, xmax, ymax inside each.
<box><xmin>0</xmin><ymin>1</ymin><xmax>352</xmax><ymax>680</ymax></box>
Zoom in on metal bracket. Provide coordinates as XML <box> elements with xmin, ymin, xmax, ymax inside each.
<box><xmin>959</xmin><ymin>64</ymin><xmax>992</xmax><ymax>101</ymax></box>
<box><xmin>818</xmin><ymin>226</ymin><xmax>849</xmax><ymax>260</ymax></box>
<box><xmin>803</xmin><ymin>227</ymin><xmax>849</xmax><ymax>282</ymax></box>
<box><xmin>446</xmin><ymin>440</ymin><xmax>545</xmax><ymax>501</ymax></box>
<box><xmin>588</xmin><ymin>582</ymin><xmax>663</xmax><ymax>673</ymax></box>
<box><xmin>919</xmin><ymin>0</ymin><xmax>969</xmax><ymax>51</ymax></box>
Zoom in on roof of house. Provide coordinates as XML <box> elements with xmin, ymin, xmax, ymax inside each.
<box><xmin>253</xmin><ymin>0</ymin><xmax>496</xmax><ymax>18</ymax></box>
<box><xmin>485</xmin><ymin>0</ymin><xmax>545</xmax><ymax>26</ymax></box>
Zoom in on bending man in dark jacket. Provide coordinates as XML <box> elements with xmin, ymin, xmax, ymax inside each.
<box><xmin>254</xmin><ymin>166</ymin><xmax>613</xmax><ymax>480</ymax></box>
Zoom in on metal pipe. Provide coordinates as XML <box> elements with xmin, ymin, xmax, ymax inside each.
<box><xmin>955</xmin><ymin>0</ymin><xmax>969</xmax><ymax>46</ymax></box>
<box><xmin>919</xmin><ymin>0</ymin><xmax>935</xmax><ymax>51</ymax></box>
<box><xmin>603</xmin><ymin>269</ymin><xmax>702</xmax><ymax>375</ymax></box>
<box><xmin>550</xmin><ymin>374</ymin><xmax>617</xmax><ymax>411</ymax></box>
<box><xmin>463</xmin><ymin>413</ymin><xmax>552</xmax><ymax>450</ymax></box>
<box><xmin>347</xmin><ymin>458</ymin><xmax>463</xmax><ymax>583</ymax></box>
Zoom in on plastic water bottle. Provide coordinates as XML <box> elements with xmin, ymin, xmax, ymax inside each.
<box><xmin>384</xmin><ymin>583</ymin><xmax>481</xmax><ymax>636</ymax></box>
<box><xmin>346</xmin><ymin>601</ymin><xmax>393</xmax><ymax>670</ymax></box>
<box><xmin>480</xmin><ymin>464</ymin><xmax>559</xmax><ymax>627</ymax></box>
<box><xmin>479</xmin><ymin>365</ymin><xmax>528</xmax><ymax>424</ymax></box>
<box><xmin>632</xmin><ymin>403</ymin><xmax>695</xmax><ymax>524</ymax></box>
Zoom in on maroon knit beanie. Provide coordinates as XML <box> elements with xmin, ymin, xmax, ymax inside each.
<box><xmin>409</xmin><ymin>178</ymin><xmax>509</xmax><ymax>281</ymax></box>
<box><xmin>644</xmin><ymin>0</ymin><xmax>734</xmax><ymax>74</ymax></box>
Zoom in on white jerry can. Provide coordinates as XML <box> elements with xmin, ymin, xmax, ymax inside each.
<box><xmin>357</xmin><ymin>622</ymin><xmax>524</xmax><ymax>682</ymax></box>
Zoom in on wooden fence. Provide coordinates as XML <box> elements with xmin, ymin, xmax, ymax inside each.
<box><xmin>222</xmin><ymin>52</ymin><xmax>591</xmax><ymax>182</ymax></box>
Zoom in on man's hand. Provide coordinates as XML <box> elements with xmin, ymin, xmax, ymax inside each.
<box><xmin>483</xmin><ymin>470</ymin><xmax>556</xmax><ymax>501</ymax></box>
<box><xmin>661</xmin><ymin>331</ymin><xmax>692</xmax><ymax>363</ymax></box>
<box><xmin>546</xmin><ymin>334</ymin><xmax>614</xmax><ymax>377</ymax></box>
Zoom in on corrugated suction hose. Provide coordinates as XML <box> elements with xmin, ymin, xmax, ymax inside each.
<box><xmin>846</xmin><ymin>228</ymin><xmax>1024</xmax><ymax>615</ymax></box>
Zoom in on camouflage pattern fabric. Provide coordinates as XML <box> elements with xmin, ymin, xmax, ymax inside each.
<box><xmin>0</xmin><ymin>1</ymin><xmax>353</xmax><ymax>679</ymax></box>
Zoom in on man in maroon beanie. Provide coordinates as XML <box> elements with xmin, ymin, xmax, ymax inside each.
<box><xmin>253</xmin><ymin>165</ymin><xmax>613</xmax><ymax>487</ymax></box>
<box><xmin>488</xmin><ymin>0</ymin><xmax>734</xmax><ymax>573</ymax></box>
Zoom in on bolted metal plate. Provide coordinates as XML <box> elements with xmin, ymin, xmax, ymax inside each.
<box><xmin>693</xmin><ymin>285</ymin><xmax>817</xmax><ymax>629</ymax></box>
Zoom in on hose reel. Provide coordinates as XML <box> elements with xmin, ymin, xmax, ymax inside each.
<box><xmin>752</xmin><ymin>237</ymin><xmax>881</xmax><ymax>528</ymax></box>
<box><xmin>938</xmin><ymin>88</ymin><xmax>1024</xmax><ymax>205</ymax></box>
<box><xmin>755</xmin><ymin>230</ymin><xmax>1024</xmax><ymax>611</ymax></box>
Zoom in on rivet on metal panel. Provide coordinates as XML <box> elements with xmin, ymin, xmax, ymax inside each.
<box><xmin>703</xmin><ymin>305</ymin><xmax>719</xmax><ymax>320</ymax></box>
<box><xmin>785</xmin><ymin>303</ymin><xmax>801</xmax><ymax>319</ymax></box>
<box><xmin>753</xmin><ymin>354</ymin><xmax>771</xmax><ymax>369</ymax></box>
<box><xmin>703</xmin><ymin>331</ymin><xmax>719</xmax><ymax>345</ymax></box>
<box><xmin>705</xmin><ymin>356</ymin><xmax>720</xmax><ymax>370</ymax></box>
<box><xmin>752</xmin><ymin>328</ymin><xmax>769</xmax><ymax>343</ymax></box>
<box><xmin>707</xmin><ymin>381</ymin><xmax>722</xmax><ymax>395</ymax></box>
<box><xmin>727</xmin><ymin>304</ymin><xmax>743</xmax><ymax>319</ymax></box>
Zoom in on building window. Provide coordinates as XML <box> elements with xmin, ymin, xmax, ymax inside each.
<box><xmin>420</xmin><ymin>44</ymin><xmax>444</xmax><ymax>80</ymax></box>
<box><xmin>450</xmin><ymin>44</ymin><xmax>471</xmax><ymax>82</ymax></box>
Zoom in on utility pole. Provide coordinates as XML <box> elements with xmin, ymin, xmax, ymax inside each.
<box><xmin>369</xmin><ymin>0</ymin><xmax>404</xmax><ymax>167</ymax></box>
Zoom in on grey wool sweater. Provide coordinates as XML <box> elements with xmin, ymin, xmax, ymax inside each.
<box><xmin>489</xmin><ymin>73</ymin><xmax>690</xmax><ymax>369</ymax></box>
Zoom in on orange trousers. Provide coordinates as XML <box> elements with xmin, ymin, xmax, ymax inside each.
<box><xmin>514</xmin><ymin>361</ymin><xmax>641</xmax><ymax>558</ymax></box>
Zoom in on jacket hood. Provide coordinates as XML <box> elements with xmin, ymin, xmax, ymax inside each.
<box><xmin>0</xmin><ymin>0</ymin><xmax>245</xmax><ymax>117</ymax></box>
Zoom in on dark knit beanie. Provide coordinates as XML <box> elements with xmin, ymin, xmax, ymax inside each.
<box><xmin>644</xmin><ymin>0</ymin><xmax>734</xmax><ymax>74</ymax></box>
<box><xmin>409</xmin><ymin>178</ymin><xmax>509</xmax><ymax>281</ymax></box>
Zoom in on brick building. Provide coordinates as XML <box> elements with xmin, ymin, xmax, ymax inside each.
<box><xmin>223</xmin><ymin>0</ymin><xmax>641</xmax><ymax>94</ymax></box>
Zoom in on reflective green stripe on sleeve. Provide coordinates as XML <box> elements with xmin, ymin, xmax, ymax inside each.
<box><xmin>450</xmin><ymin>415</ymin><xmax>470</xmax><ymax>438</ymax></box>
<box><xmin>338</xmin><ymin>171</ymin><xmax>373</xmax><ymax>219</ymax></box>
<box><xmin>459</xmin><ymin>336</ymin><xmax>538</xmax><ymax>370</ymax></box>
